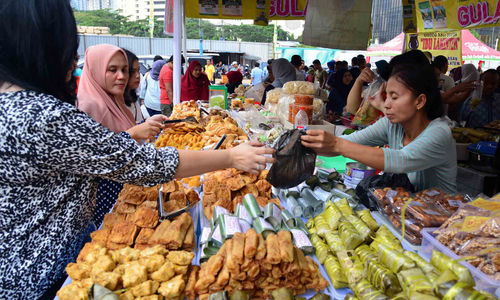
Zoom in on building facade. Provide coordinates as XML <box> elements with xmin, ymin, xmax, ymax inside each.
<box><xmin>86</xmin><ymin>0</ymin><xmax>114</xmax><ymax>10</ymax></box>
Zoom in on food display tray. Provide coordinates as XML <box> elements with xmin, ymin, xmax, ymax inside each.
<box><xmin>419</xmin><ymin>228</ymin><xmax>500</xmax><ymax>297</ymax></box>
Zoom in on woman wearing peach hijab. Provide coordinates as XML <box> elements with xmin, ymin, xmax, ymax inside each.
<box><xmin>77</xmin><ymin>44</ymin><xmax>167</xmax><ymax>225</ymax></box>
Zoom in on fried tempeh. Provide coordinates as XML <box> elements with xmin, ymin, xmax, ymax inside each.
<box><xmin>149</xmin><ymin>219</ymin><xmax>171</xmax><ymax>245</ymax></box>
<box><xmin>277</xmin><ymin>230</ymin><xmax>294</xmax><ymax>263</ymax></box>
<box><xmin>265</xmin><ymin>233</ymin><xmax>281</xmax><ymax>264</ymax></box>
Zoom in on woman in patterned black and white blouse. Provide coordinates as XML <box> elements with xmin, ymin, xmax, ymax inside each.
<box><xmin>0</xmin><ymin>1</ymin><xmax>274</xmax><ymax>299</ymax></box>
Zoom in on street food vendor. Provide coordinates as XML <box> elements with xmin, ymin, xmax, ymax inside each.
<box><xmin>302</xmin><ymin>62</ymin><xmax>457</xmax><ymax>193</ymax></box>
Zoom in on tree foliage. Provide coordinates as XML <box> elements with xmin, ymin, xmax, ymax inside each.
<box><xmin>73</xmin><ymin>9</ymin><xmax>297</xmax><ymax>42</ymax></box>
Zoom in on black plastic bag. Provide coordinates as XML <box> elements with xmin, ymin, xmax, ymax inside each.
<box><xmin>266</xmin><ymin>129</ymin><xmax>317</xmax><ymax>189</ymax></box>
<box><xmin>355</xmin><ymin>173</ymin><xmax>415</xmax><ymax>210</ymax></box>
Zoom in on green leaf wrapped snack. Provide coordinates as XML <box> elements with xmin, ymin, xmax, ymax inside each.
<box><xmin>365</xmin><ymin>258</ymin><xmax>402</xmax><ymax>297</ymax></box>
<box><xmin>324</xmin><ymin>230</ymin><xmax>345</xmax><ymax>252</ymax></box>
<box><xmin>313</xmin><ymin>214</ymin><xmax>331</xmax><ymax>238</ymax></box>
<box><xmin>345</xmin><ymin>294</ymin><xmax>360</xmax><ymax>300</ymax></box>
<box><xmin>324</xmin><ymin>253</ymin><xmax>348</xmax><ymax>289</ymax></box>
<box><xmin>229</xmin><ymin>290</ymin><xmax>250</xmax><ymax>300</ymax></box>
<box><xmin>337</xmin><ymin>250</ymin><xmax>364</xmax><ymax>285</ymax></box>
<box><xmin>375</xmin><ymin>243</ymin><xmax>415</xmax><ymax>273</ymax></box>
<box><xmin>430</xmin><ymin>250</ymin><xmax>475</xmax><ymax>287</ymax></box>
<box><xmin>310</xmin><ymin>293</ymin><xmax>330</xmax><ymax>300</ymax></box>
<box><xmin>324</xmin><ymin>201</ymin><xmax>343</xmax><ymax>230</ymax></box>
<box><xmin>351</xmin><ymin>279</ymin><xmax>389</xmax><ymax>300</ymax></box>
<box><xmin>310</xmin><ymin>233</ymin><xmax>329</xmax><ymax>264</ymax></box>
<box><xmin>435</xmin><ymin>281</ymin><xmax>497</xmax><ymax>300</ymax></box>
<box><xmin>397</xmin><ymin>267</ymin><xmax>434</xmax><ymax>296</ymax></box>
<box><xmin>403</xmin><ymin>251</ymin><xmax>437</xmax><ymax>275</ymax></box>
<box><xmin>335</xmin><ymin>198</ymin><xmax>354</xmax><ymax>217</ymax></box>
<box><xmin>347</xmin><ymin>214</ymin><xmax>373</xmax><ymax>242</ymax></box>
<box><xmin>270</xmin><ymin>288</ymin><xmax>294</xmax><ymax>300</ymax></box>
<box><xmin>356</xmin><ymin>209</ymin><xmax>380</xmax><ymax>231</ymax></box>
<box><xmin>339</xmin><ymin>218</ymin><xmax>364</xmax><ymax>250</ymax></box>
<box><xmin>354</xmin><ymin>245</ymin><xmax>379</xmax><ymax>265</ymax></box>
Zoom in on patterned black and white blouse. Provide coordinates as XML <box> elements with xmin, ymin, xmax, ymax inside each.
<box><xmin>0</xmin><ymin>90</ymin><xmax>179</xmax><ymax>298</ymax></box>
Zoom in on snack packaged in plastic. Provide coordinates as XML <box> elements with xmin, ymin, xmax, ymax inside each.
<box><xmin>282</xmin><ymin>81</ymin><xmax>315</xmax><ymax>95</ymax></box>
<box><xmin>351</xmin><ymin>279</ymin><xmax>389</xmax><ymax>300</ymax></box>
<box><xmin>338</xmin><ymin>218</ymin><xmax>364</xmax><ymax>250</ymax></box>
<box><xmin>265</xmin><ymin>88</ymin><xmax>286</xmax><ymax>104</ymax></box>
<box><xmin>397</xmin><ymin>268</ymin><xmax>434</xmax><ymax>296</ymax></box>
<box><xmin>323</xmin><ymin>230</ymin><xmax>345</xmax><ymax>252</ymax></box>
<box><xmin>430</xmin><ymin>250</ymin><xmax>475</xmax><ymax>287</ymax></box>
<box><xmin>324</xmin><ymin>253</ymin><xmax>349</xmax><ymax>289</ymax></box>
<box><xmin>403</xmin><ymin>251</ymin><xmax>437</xmax><ymax>275</ymax></box>
<box><xmin>365</xmin><ymin>258</ymin><xmax>402</xmax><ymax>297</ymax></box>
<box><xmin>346</xmin><ymin>214</ymin><xmax>372</xmax><ymax>242</ymax></box>
<box><xmin>335</xmin><ymin>198</ymin><xmax>354</xmax><ymax>217</ymax></box>
<box><xmin>313</xmin><ymin>214</ymin><xmax>330</xmax><ymax>238</ymax></box>
<box><xmin>324</xmin><ymin>201</ymin><xmax>343</xmax><ymax>230</ymax></box>
<box><xmin>356</xmin><ymin>209</ymin><xmax>380</xmax><ymax>231</ymax></box>
<box><xmin>375</xmin><ymin>243</ymin><xmax>415</xmax><ymax>273</ymax></box>
<box><xmin>354</xmin><ymin>244</ymin><xmax>378</xmax><ymax>265</ymax></box>
<box><xmin>310</xmin><ymin>234</ymin><xmax>329</xmax><ymax>264</ymax></box>
<box><xmin>337</xmin><ymin>250</ymin><xmax>364</xmax><ymax>285</ymax></box>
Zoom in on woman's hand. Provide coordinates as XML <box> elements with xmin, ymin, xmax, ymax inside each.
<box><xmin>228</xmin><ymin>140</ymin><xmax>275</xmax><ymax>174</ymax></box>
<box><xmin>301</xmin><ymin>130</ymin><xmax>342</xmax><ymax>157</ymax></box>
<box><xmin>368</xmin><ymin>82</ymin><xmax>386</xmax><ymax>113</ymax></box>
<box><xmin>127</xmin><ymin>114</ymin><xmax>167</xmax><ymax>142</ymax></box>
<box><xmin>357</xmin><ymin>68</ymin><xmax>376</xmax><ymax>84</ymax></box>
<box><xmin>454</xmin><ymin>81</ymin><xmax>476</xmax><ymax>93</ymax></box>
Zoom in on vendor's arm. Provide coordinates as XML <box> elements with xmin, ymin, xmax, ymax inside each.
<box><xmin>441</xmin><ymin>81</ymin><xmax>475</xmax><ymax>104</ymax></box>
<box><xmin>346</xmin><ymin>68</ymin><xmax>375</xmax><ymax>114</ymax></box>
<box><xmin>40</xmin><ymin>109</ymin><xmax>274</xmax><ymax>186</ymax></box>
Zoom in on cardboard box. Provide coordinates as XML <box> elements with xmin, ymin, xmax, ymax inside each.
<box><xmin>280</xmin><ymin>117</ymin><xmax>336</xmax><ymax>135</ymax></box>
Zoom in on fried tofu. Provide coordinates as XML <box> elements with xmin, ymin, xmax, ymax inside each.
<box><xmin>162</xmin><ymin>213</ymin><xmax>192</xmax><ymax>249</ymax></box>
<box><xmin>76</xmin><ymin>242</ymin><xmax>107</xmax><ymax>264</ymax></box>
<box><xmin>109</xmin><ymin>221</ymin><xmax>139</xmax><ymax>245</ymax></box>
<box><xmin>110</xmin><ymin>246</ymin><xmax>140</xmax><ymax>264</ymax></box>
<box><xmin>143</xmin><ymin>185</ymin><xmax>160</xmax><ymax>202</ymax></box>
<box><xmin>164</xmin><ymin>200</ymin><xmax>185</xmax><ymax>213</ymax></box>
<box><xmin>130</xmin><ymin>280</ymin><xmax>160</xmax><ymax>297</ymax></box>
<box><xmin>56</xmin><ymin>283</ymin><xmax>88</xmax><ymax>300</ymax></box>
<box><xmin>91</xmin><ymin>254</ymin><xmax>116</xmax><ymax>276</ymax></box>
<box><xmin>139</xmin><ymin>254</ymin><xmax>165</xmax><ymax>272</ymax></box>
<box><xmin>158</xmin><ymin>275</ymin><xmax>185</xmax><ymax>298</ymax></box>
<box><xmin>102</xmin><ymin>213</ymin><xmax>127</xmax><ymax>231</ymax></box>
<box><xmin>140</xmin><ymin>244</ymin><xmax>168</xmax><ymax>257</ymax></box>
<box><xmin>140</xmin><ymin>200</ymin><xmax>158</xmax><ymax>210</ymax></box>
<box><xmin>122</xmin><ymin>263</ymin><xmax>148</xmax><ymax>288</ymax></box>
<box><xmin>90</xmin><ymin>229</ymin><xmax>110</xmax><ymax>244</ymax></box>
<box><xmin>136</xmin><ymin>228</ymin><xmax>155</xmax><ymax>246</ymax></box>
<box><xmin>106</xmin><ymin>241</ymin><xmax>127</xmax><ymax>251</ymax></box>
<box><xmin>115</xmin><ymin>202</ymin><xmax>136</xmax><ymax>214</ymax></box>
<box><xmin>65</xmin><ymin>263</ymin><xmax>90</xmax><ymax>280</ymax></box>
<box><xmin>167</xmin><ymin>251</ymin><xmax>195</xmax><ymax>266</ymax></box>
<box><xmin>94</xmin><ymin>271</ymin><xmax>121</xmax><ymax>290</ymax></box>
<box><xmin>149</xmin><ymin>219</ymin><xmax>172</xmax><ymax>246</ymax></box>
<box><xmin>133</xmin><ymin>207</ymin><xmax>159</xmax><ymax>228</ymax></box>
<box><xmin>150</xmin><ymin>260</ymin><xmax>175</xmax><ymax>282</ymax></box>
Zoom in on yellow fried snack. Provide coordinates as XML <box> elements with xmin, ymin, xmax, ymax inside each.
<box><xmin>150</xmin><ymin>260</ymin><xmax>175</xmax><ymax>282</ymax></box>
<box><xmin>56</xmin><ymin>283</ymin><xmax>88</xmax><ymax>300</ymax></box>
<box><xmin>265</xmin><ymin>233</ymin><xmax>281</xmax><ymax>265</ymax></box>
<box><xmin>277</xmin><ymin>230</ymin><xmax>294</xmax><ymax>263</ymax></box>
<box><xmin>131</xmin><ymin>280</ymin><xmax>160</xmax><ymax>297</ymax></box>
<box><xmin>122</xmin><ymin>262</ymin><xmax>148</xmax><ymax>288</ymax></box>
<box><xmin>65</xmin><ymin>263</ymin><xmax>90</xmax><ymax>281</ymax></box>
<box><xmin>93</xmin><ymin>271</ymin><xmax>121</xmax><ymax>290</ymax></box>
<box><xmin>167</xmin><ymin>251</ymin><xmax>195</xmax><ymax>266</ymax></box>
<box><xmin>158</xmin><ymin>275</ymin><xmax>185</xmax><ymax>298</ymax></box>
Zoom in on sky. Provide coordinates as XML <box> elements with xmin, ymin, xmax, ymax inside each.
<box><xmin>206</xmin><ymin>19</ymin><xmax>305</xmax><ymax>38</ymax></box>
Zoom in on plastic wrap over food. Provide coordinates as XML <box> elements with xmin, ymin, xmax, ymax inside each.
<box><xmin>312</xmin><ymin>98</ymin><xmax>324</xmax><ymax>121</ymax></box>
<box><xmin>283</xmin><ymin>81</ymin><xmax>315</xmax><ymax>95</ymax></box>
<box><xmin>277</xmin><ymin>94</ymin><xmax>295</xmax><ymax>123</ymax></box>
<box><xmin>266</xmin><ymin>88</ymin><xmax>286</xmax><ymax>104</ymax></box>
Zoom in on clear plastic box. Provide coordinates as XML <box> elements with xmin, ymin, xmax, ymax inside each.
<box><xmin>419</xmin><ymin>228</ymin><xmax>500</xmax><ymax>297</ymax></box>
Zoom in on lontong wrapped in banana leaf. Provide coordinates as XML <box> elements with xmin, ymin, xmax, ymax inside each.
<box><xmin>365</xmin><ymin>258</ymin><xmax>402</xmax><ymax>297</ymax></box>
<box><xmin>335</xmin><ymin>198</ymin><xmax>354</xmax><ymax>217</ymax></box>
<box><xmin>313</xmin><ymin>213</ymin><xmax>330</xmax><ymax>238</ymax></box>
<box><xmin>229</xmin><ymin>290</ymin><xmax>250</xmax><ymax>300</ymax></box>
<box><xmin>311</xmin><ymin>233</ymin><xmax>329</xmax><ymax>264</ymax></box>
<box><xmin>397</xmin><ymin>267</ymin><xmax>435</xmax><ymax>296</ymax></box>
<box><xmin>339</xmin><ymin>218</ymin><xmax>364</xmax><ymax>250</ymax></box>
<box><xmin>270</xmin><ymin>288</ymin><xmax>294</xmax><ymax>300</ymax></box>
<box><xmin>347</xmin><ymin>214</ymin><xmax>372</xmax><ymax>242</ymax></box>
<box><xmin>324</xmin><ymin>253</ymin><xmax>349</xmax><ymax>289</ymax></box>
<box><xmin>354</xmin><ymin>245</ymin><xmax>379</xmax><ymax>265</ymax></box>
<box><xmin>430</xmin><ymin>250</ymin><xmax>475</xmax><ymax>287</ymax></box>
<box><xmin>403</xmin><ymin>251</ymin><xmax>436</xmax><ymax>274</ymax></box>
<box><xmin>209</xmin><ymin>291</ymin><xmax>228</xmax><ymax>300</ymax></box>
<box><xmin>306</xmin><ymin>218</ymin><xmax>315</xmax><ymax>229</ymax></box>
<box><xmin>356</xmin><ymin>209</ymin><xmax>380</xmax><ymax>231</ymax></box>
<box><xmin>351</xmin><ymin>279</ymin><xmax>389</xmax><ymax>300</ymax></box>
<box><xmin>370</xmin><ymin>226</ymin><xmax>403</xmax><ymax>253</ymax></box>
<box><xmin>375</xmin><ymin>243</ymin><xmax>415</xmax><ymax>273</ymax></box>
<box><xmin>337</xmin><ymin>250</ymin><xmax>364</xmax><ymax>285</ymax></box>
<box><xmin>324</xmin><ymin>230</ymin><xmax>345</xmax><ymax>252</ymax></box>
<box><xmin>345</xmin><ymin>294</ymin><xmax>360</xmax><ymax>300</ymax></box>
<box><xmin>435</xmin><ymin>280</ymin><xmax>497</xmax><ymax>300</ymax></box>
<box><xmin>309</xmin><ymin>293</ymin><xmax>330</xmax><ymax>300</ymax></box>
<box><xmin>324</xmin><ymin>200</ymin><xmax>343</xmax><ymax>230</ymax></box>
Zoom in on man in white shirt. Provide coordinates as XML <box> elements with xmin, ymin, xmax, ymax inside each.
<box><xmin>251</xmin><ymin>62</ymin><xmax>264</xmax><ymax>85</ymax></box>
<box><xmin>434</xmin><ymin>55</ymin><xmax>455</xmax><ymax>92</ymax></box>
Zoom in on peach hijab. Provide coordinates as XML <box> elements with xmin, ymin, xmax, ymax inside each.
<box><xmin>77</xmin><ymin>44</ymin><xmax>135</xmax><ymax>133</ymax></box>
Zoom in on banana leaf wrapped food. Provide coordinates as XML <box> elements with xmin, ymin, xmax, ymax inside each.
<box><xmin>311</xmin><ymin>233</ymin><xmax>329</xmax><ymax>264</ymax></box>
<box><xmin>310</xmin><ymin>293</ymin><xmax>330</xmax><ymax>300</ymax></box>
<box><xmin>371</xmin><ymin>226</ymin><xmax>403</xmax><ymax>253</ymax></box>
<box><xmin>346</xmin><ymin>214</ymin><xmax>373</xmax><ymax>242</ymax></box>
<box><xmin>374</xmin><ymin>243</ymin><xmax>415</xmax><ymax>273</ymax></box>
<box><xmin>324</xmin><ymin>253</ymin><xmax>349</xmax><ymax>289</ymax></box>
<box><xmin>403</xmin><ymin>251</ymin><xmax>436</xmax><ymax>274</ymax></box>
<box><xmin>337</xmin><ymin>250</ymin><xmax>364</xmax><ymax>285</ymax></box>
<box><xmin>336</xmin><ymin>198</ymin><xmax>354</xmax><ymax>217</ymax></box>
<box><xmin>313</xmin><ymin>214</ymin><xmax>331</xmax><ymax>238</ymax></box>
<box><xmin>356</xmin><ymin>209</ymin><xmax>380</xmax><ymax>231</ymax></box>
<box><xmin>430</xmin><ymin>250</ymin><xmax>475</xmax><ymax>287</ymax></box>
<box><xmin>324</xmin><ymin>200</ymin><xmax>343</xmax><ymax>230</ymax></box>
<box><xmin>354</xmin><ymin>245</ymin><xmax>379</xmax><ymax>265</ymax></box>
<box><xmin>339</xmin><ymin>218</ymin><xmax>364</xmax><ymax>250</ymax></box>
<box><xmin>229</xmin><ymin>290</ymin><xmax>250</xmax><ymax>300</ymax></box>
<box><xmin>306</xmin><ymin>218</ymin><xmax>315</xmax><ymax>229</ymax></box>
<box><xmin>209</xmin><ymin>291</ymin><xmax>229</xmax><ymax>300</ymax></box>
<box><xmin>435</xmin><ymin>280</ymin><xmax>497</xmax><ymax>300</ymax></box>
<box><xmin>397</xmin><ymin>267</ymin><xmax>435</xmax><ymax>296</ymax></box>
<box><xmin>365</xmin><ymin>258</ymin><xmax>402</xmax><ymax>297</ymax></box>
<box><xmin>351</xmin><ymin>279</ymin><xmax>389</xmax><ymax>300</ymax></box>
<box><xmin>324</xmin><ymin>230</ymin><xmax>345</xmax><ymax>252</ymax></box>
<box><xmin>345</xmin><ymin>294</ymin><xmax>360</xmax><ymax>300</ymax></box>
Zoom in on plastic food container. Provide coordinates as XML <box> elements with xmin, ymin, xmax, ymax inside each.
<box><xmin>294</xmin><ymin>94</ymin><xmax>314</xmax><ymax>106</ymax></box>
<box><xmin>420</xmin><ymin>228</ymin><xmax>500</xmax><ymax>297</ymax></box>
<box><xmin>291</xmin><ymin>104</ymin><xmax>313</xmax><ymax>125</ymax></box>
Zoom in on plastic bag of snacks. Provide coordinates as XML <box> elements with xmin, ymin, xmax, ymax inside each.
<box><xmin>266</xmin><ymin>88</ymin><xmax>286</xmax><ymax>104</ymax></box>
<box><xmin>283</xmin><ymin>81</ymin><xmax>315</xmax><ymax>95</ymax></box>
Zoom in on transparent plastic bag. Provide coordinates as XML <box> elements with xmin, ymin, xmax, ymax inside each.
<box><xmin>277</xmin><ymin>95</ymin><xmax>295</xmax><ymax>123</ymax></box>
<box><xmin>244</xmin><ymin>83</ymin><xmax>266</xmax><ymax>104</ymax></box>
<box><xmin>312</xmin><ymin>98</ymin><xmax>325</xmax><ymax>122</ymax></box>
<box><xmin>265</xmin><ymin>87</ymin><xmax>286</xmax><ymax>104</ymax></box>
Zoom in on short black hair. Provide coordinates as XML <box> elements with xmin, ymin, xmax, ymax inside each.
<box><xmin>483</xmin><ymin>68</ymin><xmax>500</xmax><ymax>80</ymax></box>
<box><xmin>357</xmin><ymin>54</ymin><xmax>365</xmax><ymax>60</ymax></box>
<box><xmin>254</xmin><ymin>62</ymin><xmax>260</xmax><ymax>67</ymax></box>
<box><xmin>291</xmin><ymin>55</ymin><xmax>302</xmax><ymax>67</ymax></box>
<box><xmin>313</xmin><ymin>59</ymin><xmax>321</xmax><ymax>65</ymax></box>
<box><xmin>391</xmin><ymin>63</ymin><xmax>443</xmax><ymax>120</ymax></box>
<box><xmin>352</xmin><ymin>57</ymin><xmax>359</xmax><ymax>66</ymax></box>
<box><xmin>268</xmin><ymin>59</ymin><xmax>274</xmax><ymax>65</ymax></box>
<box><xmin>0</xmin><ymin>0</ymin><xmax>79</xmax><ymax>104</ymax></box>
<box><xmin>433</xmin><ymin>55</ymin><xmax>448</xmax><ymax>71</ymax></box>
<box><xmin>335</xmin><ymin>61</ymin><xmax>343</xmax><ymax>67</ymax></box>
<box><xmin>168</xmin><ymin>55</ymin><xmax>186</xmax><ymax>64</ymax></box>
<box><xmin>153</xmin><ymin>55</ymin><xmax>163</xmax><ymax>62</ymax></box>
<box><xmin>122</xmin><ymin>49</ymin><xmax>139</xmax><ymax>107</ymax></box>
